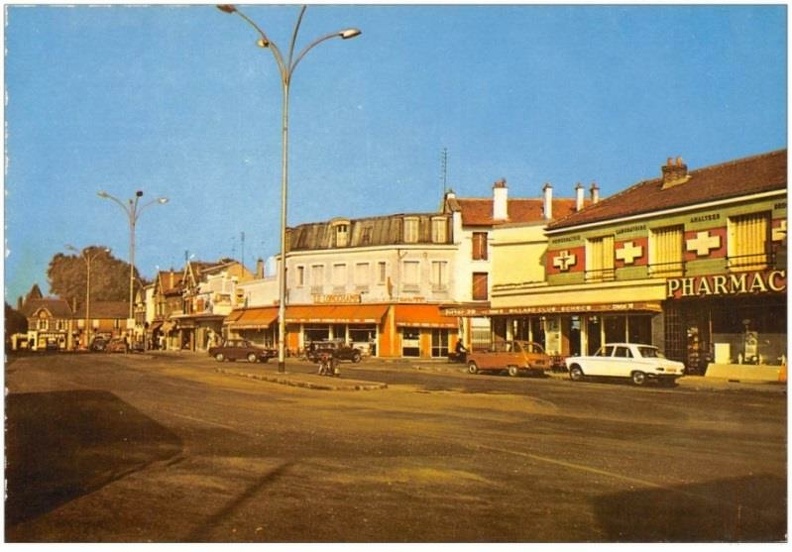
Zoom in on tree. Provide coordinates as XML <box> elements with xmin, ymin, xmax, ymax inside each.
<box><xmin>47</xmin><ymin>246</ymin><xmax>146</xmax><ymax>308</ymax></box>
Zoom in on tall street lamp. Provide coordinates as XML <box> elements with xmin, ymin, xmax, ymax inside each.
<box><xmin>218</xmin><ymin>4</ymin><xmax>361</xmax><ymax>373</ymax></box>
<box><xmin>98</xmin><ymin>190</ymin><xmax>169</xmax><ymax>324</ymax></box>
<box><xmin>66</xmin><ymin>245</ymin><xmax>110</xmax><ymax>348</ymax></box>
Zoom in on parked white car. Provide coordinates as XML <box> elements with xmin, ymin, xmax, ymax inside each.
<box><xmin>565</xmin><ymin>343</ymin><xmax>685</xmax><ymax>386</ymax></box>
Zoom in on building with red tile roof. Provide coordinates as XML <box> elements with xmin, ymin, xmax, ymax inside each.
<box><xmin>489</xmin><ymin>149</ymin><xmax>786</xmax><ymax>376</ymax></box>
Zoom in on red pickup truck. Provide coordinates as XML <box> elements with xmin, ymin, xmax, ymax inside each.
<box><xmin>466</xmin><ymin>340</ymin><xmax>551</xmax><ymax>377</ymax></box>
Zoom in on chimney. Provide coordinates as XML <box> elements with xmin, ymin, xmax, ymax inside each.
<box><xmin>256</xmin><ymin>258</ymin><xmax>265</xmax><ymax>279</ymax></box>
<box><xmin>492</xmin><ymin>179</ymin><xmax>508</xmax><ymax>220</ymax></box>
<box><xmin>575</xmin><ymin>182</ymin><xmax>585</xmax><ymax>211</ymax></box>
<box><xmin>661</xmin><ymin>156</ymin><xmax>689</xmax><ymax>188</ymax></box>
<box><xmin>590</xmin><ymin>182</ymin><xmax>600</xmax><ymax>204</ymax></box>
<box><xmin>542</xmin><ymin>182</ymin><xmax>553</xmax><ymax>220</ymax></box>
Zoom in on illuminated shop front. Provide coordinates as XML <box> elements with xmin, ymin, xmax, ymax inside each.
<box><xmin>225</xmin><ymin>302</ymin><xmax>459</xmax><ymax>359</ymax></box>
<box><xmin>663</xmin><ymin>270</ymin><xmax>787</xmax><ymax>373</ymax></box>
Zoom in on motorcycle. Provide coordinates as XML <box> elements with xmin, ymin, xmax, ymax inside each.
<box><xmin>316</xmin><ymin>351</ymin><xmax>340</xmax><ymax>377</ymax></box>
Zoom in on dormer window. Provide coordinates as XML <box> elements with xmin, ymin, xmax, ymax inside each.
<box><xmin>331</xmin><ymin>219</ymin><xmax>350</xmax><ymax>247</ymax></box>
<box><xmin>404</xmin><ymin>217</ymin><xmax>419</xmax><ymax>243</ymax></box>
<box><xmin>431</xmin><ymin>217</ymin><xmax>448</xmax><ymax>243</ymax></box>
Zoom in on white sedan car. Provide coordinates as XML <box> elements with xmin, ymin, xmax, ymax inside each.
<box><xmin>565</xmin><ymin>343</ymin><xmax>685</xmax><ymax>386</ymax></box>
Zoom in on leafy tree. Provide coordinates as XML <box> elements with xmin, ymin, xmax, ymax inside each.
<box><xmin>5</xmin><ymin>302</ymin><xmax>27</xmax><ymax>334</ymax></box>
<box><xmin>47</xmin><ymin>246</ymin><xmax>146</xmax><ymax>308</ymax></box>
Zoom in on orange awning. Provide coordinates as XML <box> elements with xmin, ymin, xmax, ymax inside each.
<box><xmin>227</xmin><ymin>307</ymin><xmax>279</xmax><ymax>329</ymax></box>
<box><xmin>395</xmin><ymin>304</ymin><xmax>459</xmax><ymax>328</ymax></box>
<box><xmin>286</xmin><ymin>304</ymin><xmax>388</xmax><ymax>324</ymax></box>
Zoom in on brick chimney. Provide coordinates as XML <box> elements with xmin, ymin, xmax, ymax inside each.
<box><xmin>661</xmin><ymin>156</ymin><xmax>689</xmax><ymax>188</ymax></box>
<box><xmin>492</xmin><ymin>179</ymin><xmax>508</xmax><ymax>220</ymax></box>
<box><xmin>575</xmin><ymin>182</ymin><xmax>585</xmax><ymax>211</ymax></box>
<box><xmin>542</xmin><ymin>182</ymin><xmax>553</xmax><ymax>220</ymax></box>
<box><xmin>256</xmin><ymin>258</ymin><xmax>265</xmax><ymax>279</ymax></box>
<box><xmin>590</xmin><ymin>182</ymin><xmax>600</xmax><ymax>204</ymax></box>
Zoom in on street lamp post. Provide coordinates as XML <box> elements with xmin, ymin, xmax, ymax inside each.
<box><xmin>218</xmin><ymin>4</ymin><xmax>361</xmax><ymax>373</ymax></box>
<box><xmin>66</xmin><ymin>245</ymin><xmax>110</xmax><ymax>348</ymax></box>
<box><xmin>97</xmin><ymin>190</ymin><xmax>169</xmax><ymax>329</ymax></box>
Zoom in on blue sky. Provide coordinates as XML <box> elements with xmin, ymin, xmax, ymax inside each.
<box><xmin>4</xmin><ymin>3</ymin><xmax>787</xmax><ymax>303</ymax></box>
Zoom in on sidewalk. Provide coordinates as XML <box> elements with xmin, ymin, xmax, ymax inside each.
<box><xmin>213</xmin><ymin>364</ymin><xmax>388</xmax><ymax>391</ymax></box>
<box><xmin>150</xmin><ymin>350</ymin><xmax>786</xmax><ymax>394</ymax></box>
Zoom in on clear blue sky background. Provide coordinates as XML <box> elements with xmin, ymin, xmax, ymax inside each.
<box><xmin>4</xmin><ymin>3</ymin><xmax>787</xmax><ymax>303</ymax></box>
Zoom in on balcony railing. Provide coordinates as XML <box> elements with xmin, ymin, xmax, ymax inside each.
<box><xmin>584</xmin><ymin>268</ymin><xmax>615</xmax><ymax>282</ymax></box>
<box><xmin>727</xmin><ymin>252</ymin><xmax>770</xmax><ymax>271</ymax></box>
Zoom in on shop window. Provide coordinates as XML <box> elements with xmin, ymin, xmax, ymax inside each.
<box><xmin>472</xmin><ymin>272</ymin><xmax>488</xmax><ymax>301</ymax></box>
<box><xmin>728</xmin><ymin>212</ymin><xmax>770</xmax><ymax>271</ymax></box>
<box><xmin>650</xmin><ymin>225</ymin><xmax>684</xmax><ymax>277</ymax></box>
<box><xmin>431</xmin><ymin>329</ymin><xmax>449</xmax><ymax>358</ymax></box>
<box><xmin>603</xmin><ymin>315</ymin><xmax>626</xmax><ymax>343</ymax></box>
<box><xmin>585</xmin><ymin>236</ymin><xmax>615</xmax><ymax>281</ymax></box>
<box><xmin>402</xmin><ymin>328</ymin><xmax>420</xmax><ymax>357</ymax></box>
<box><xmin>586</xmin><ymin>316</ymin><xmax>602</xmax><ymax>355</ymax></box>
<box><xmin>472</xmin><ymin>232</ymin><xmax>488</xmax><ymax>260</ymax></box>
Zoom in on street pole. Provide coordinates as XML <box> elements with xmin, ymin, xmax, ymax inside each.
<box><xmin>218</xmin><ymin>4</ymin><xmax>360</xmax><ymax>373</ymax></box>
<box><xmin>98</xmin><ymin>190</ymin><xmax>169</xmax><ymax>335</ymax></box>
<box><xmin>66</xmin><ymin>245</ymin><xmax>109</xmax><ymax>348</ymax></box>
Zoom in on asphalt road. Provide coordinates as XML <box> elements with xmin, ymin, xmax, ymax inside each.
<box><xmin>5</xmin><ymin>352</ymin><xmax>787</xmax><ymax>543</ymax></box>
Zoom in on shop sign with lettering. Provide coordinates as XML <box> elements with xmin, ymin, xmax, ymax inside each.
<box><xmin>312</xmin><ymin>293</ymin><xmax>362</xmax><ymax>304</ymax></box>
<box><xmin>666</xmin><ymin>270</ymin><xmax>786</xmax><ymax>299</ymax></box>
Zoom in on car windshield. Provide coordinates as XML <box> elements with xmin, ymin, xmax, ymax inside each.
<box><xmin>637</xmin><ymin>346</ymin><xmax>664</xmax><ymax>358</ymax></box>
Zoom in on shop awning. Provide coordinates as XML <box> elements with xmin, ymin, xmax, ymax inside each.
<box><xmin>395</xmin><ymin>304</ymin><xmax>459</xmax><ymax>328</ymax></box>
<box><xmin>226</xmin><ymin>307</ymin><xmax>279</xmax><ymax>329</ymax></box>
<box><xmin>286</xmin><ymin>304</ymin><xmax>388</xmax><ymax>324</ymax></box>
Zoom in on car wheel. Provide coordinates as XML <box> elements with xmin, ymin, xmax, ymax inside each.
<box><xmin>507</xmin><ymin>366</ymin><xmax>520</xmax><ymax>377</ymax></box>
<box><xmin>631</xmin><ymin>371</ymin><xmax>647</xmax><ymax>386</ymax></box>
<box><xmin>247</xmin><ymin>352</ymin><xmax>258</xmax><ymax>363</ymax></box>
<box><xmin>352</xmin><ymin>351</ymin><xmax>361</xmax><ymax>363</ymax></box>
<box><xmin>215</xmin><ymin>353</ymin><xmax>225</xmax><ymax>362</ymax></box>
<box><xmin>467</xmin><ymin>361</ymin><xmax>479</xmax><ymax>375</ymax></box>
<box><xmin>569</xmin><ymin>365</ymin><xmax>584</xmax><ymax>382</ymax></box>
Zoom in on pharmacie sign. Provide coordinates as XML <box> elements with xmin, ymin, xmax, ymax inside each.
<box><xmin>667</xmin><ymin>270</ymin><xmax>786</xmax><ymax>299</ymax></box>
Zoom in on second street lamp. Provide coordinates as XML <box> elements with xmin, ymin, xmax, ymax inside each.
<box><xmin>66</xmin><ymin>245</ymin><xmax>110</xmax><ymax>349</ymax></box>
<box><xmin>97</xmin><ymin>190</ymin><xmax>169</xmax><ymax>328</ymax></box>
<box><xmin>218</xmin><ymin>4</ymin><xmax>361</xmax><ymax>373</ymax></box>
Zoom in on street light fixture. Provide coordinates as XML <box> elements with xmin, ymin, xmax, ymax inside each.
<box><xmin>218</xmin><ymin>4</ymin><xmax>361</xmax><ymax>373</ymax></box>
<box><xmin>66</xmin><ymin>245</ymin><xmax>110</xmax><ymax>348</ymax></box>
<box><xmin>97</xmin><ymin>190</ymin><xmax>169</xmax><ymax>326</ymax></box>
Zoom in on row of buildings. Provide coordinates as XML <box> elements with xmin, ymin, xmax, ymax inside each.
<box><xmin>16</xmin><ymin>149</ymin><xmax>787</xmax><ymax>373</ymax></box>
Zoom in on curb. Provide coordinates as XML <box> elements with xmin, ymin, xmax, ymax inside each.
<box><xmin>215</xmin><ymin>367</ymin><xmax>388</xmax><ymax>391</ymax></box>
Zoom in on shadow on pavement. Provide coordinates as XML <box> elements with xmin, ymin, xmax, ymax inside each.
<box><xmin>592</xmin><ymin>473</ymin><xmax>786</xmax><ymax>542</ymax></box>
<box><xmin>5</xmin><ymin>389</ymin><xmax>183</xmax><ymax>530</ymax></box>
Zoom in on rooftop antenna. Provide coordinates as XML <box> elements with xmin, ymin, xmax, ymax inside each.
<box><xmin>440</xmin><ymin>147</ymin><xmax>449</xmax><ymax>199</ymax></box>
<box><xmin>241</xmin><ymin>231</ymin><xmax>246</xmax><ymax>270</ymax></box>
